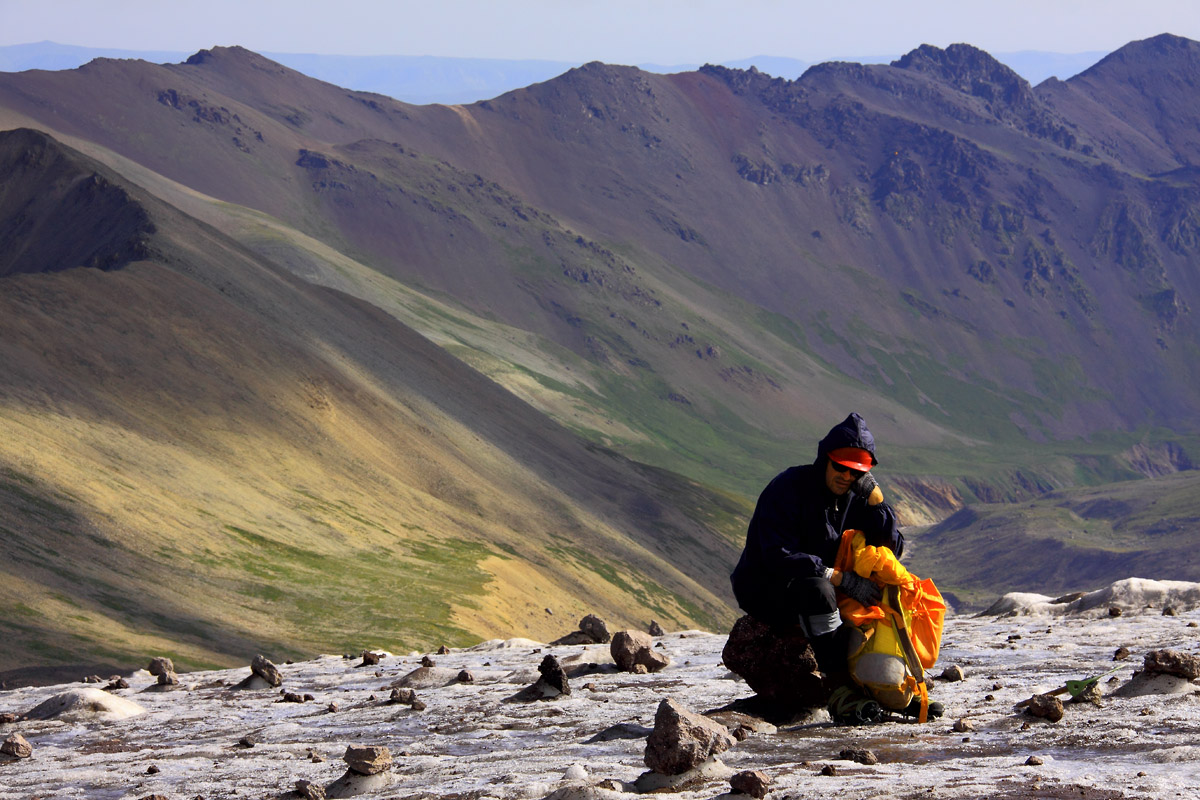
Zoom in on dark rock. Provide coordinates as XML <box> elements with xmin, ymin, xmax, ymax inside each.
<box><xmin>0</xmin><ymin>713</ymin><xmax>19</xmax><ymax>724</ymax></box>
<box><xmin>648</xmin><ymin>620</ymin><xmax>666</xmax><ymax>637</ymax></box>
<box><xmin>1163</xmin><ymin>606</ymin><xmax>1177</xmax><ymax>616</ymax></box>
<box><xmin>280</xmin><ymin>692</ymin><xmax>305</xmax><ymax>703</ymax></box>
<box><xmin>1114</xmin><ymin>646</ymin><xmax>1131</xmax><ymax>661</ymax></box>
<box><xmin>550</xmin><ymin>631</ymin><xmax>596</xmax><ymax>646</ymax></box>
<box><xmin>105</xmin><ymin>678</ymin><xmax>130</xmax><ymax>690</ymax></box>
<box><xmin>146</xmin><ymin>764</ymin><xmax>159</xmax><ymax>774</ymax></box>
<box><xmin>251</xmin><ymin>655</ymin><xmax>282</xmax><ymax>687</ymax></box>
<box><xmin>1109</xmin><ymin>606</ymin><xmax>1123</xmax><ymax>617</ymax></box>
<box><xmin>156</xmin><ymin>671</ymin><xmax>179</xmax><ymax>687</ymax></box>
<box><xmin>1143</xmin><ymin>648</ymin><xmax>1200</xmax><ymax>679</ymax></box>
<box><xmin>839</xmin><ymin>747</ymin><xmax>878</xmax><ymax>765</ymax></box>
<box><xmin>420</xmin><ymin>655</ymin><xmax>436</xmax><ymax>668</ymax></box>
<box><xmin>456</xmin><ymin>670</ymin><xmax>474</xmax><ymax>683</ymax></box>
<box><xmin>1050</xmin><ymin>592</ymin><xmax>1084</xmax><ymax>604</ymax></box>
<box><xmin>437</xmin><ymin>645</ymin><xmax>450</xmax><ymax>655</ymax></box>
<box><xmin>952</xmin><ymin>718</ymin><xmax>975</xmax><ymax>732</ymax></box>
<box><xmin>730</xmin><ymin>769</ymin><xmax>770</xmax><ymax>798</ymax></box>
<box><xmin>411</xmin><ymin>698</ymin><xmax>427</xmax><ymax>711</ymax></box>
<box><xmin>1</xmin><ymin>732</ymin><xmax>32</xmax><ymax>758</ymax></box>
<box><xmin>344</xmin><ymin>744</ymin><xmax>392</xmax><ymax>775</ymax></box>
<box><xmin>820</xmin><ymin>764</ymin><xmax>837</xmax><ymax>776</ymax></box>
<box><xmin>147</xmin><ymin>657</ymin><xmax>174</xmax><ymax>677</ymax></box>
<box><xmin>389</xmin><ymin>687</ymin><xmax>417</xmax><ymax>705</ymax></box>
<box><xmin>328</xmin><ymin>702</ymin><xmax>339</xmax><ymax>713</ymax></box>
<box><xmin>643</xmin><ymin>698</ymin><xmax>735</xmax><ymax>776</ymax></box>
<box><xmin>1025</xmin><ymin>693</ymin><xmax>1064</xmax><ymax>722</ymax></box>
<box><xmin>359</xmin><ymin>651</ymin><xmax>381</xmax><ymax>667</ymax></box>
<box><xmin>1025</xmin><ymin>755</ymin><xmax>1044</xmax><ymax>766</ymax></box>
<box><xmin>721</xmin><ymin>615</ymin><xmax>826</xmax><ymax>711</ymax></box>
<box><xmin>579</xmin><ymin>614</ymin><xmax>611</xmax><ymax>644</ymax></box>
<box><xmin>238</xmin><ymin>735</ymin><xmax>255</xmax><ymax>748</ymax></box>
<box><xmin>83</xmin><ymin>674</ymin><xmax>102</xmax><ymax>683</ymax></box>
<box><xmin>540</xmin><ymin>654</ymin><xmax>571</xmax><ymax>695</ymax></box>
<box><xmin>585</xmin><ymin>722</ymin><xmax>654</xmax><ymax>743</ymax></box>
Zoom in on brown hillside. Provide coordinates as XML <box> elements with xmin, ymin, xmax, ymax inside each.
<box><xmin>0</xmin><ymin>128</ymin><xmax>739</xmax><ymax>672</ymax></box>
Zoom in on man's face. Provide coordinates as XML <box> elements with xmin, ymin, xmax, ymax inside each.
<box><xmin>825</xmin><ymin>457</ymin><xmax>863</xmax><ymax>496</ymax></box>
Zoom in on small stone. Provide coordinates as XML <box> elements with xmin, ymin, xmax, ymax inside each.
<box><xmin>411</xmin><ymin>699</ymin><xmax>427</xmax><ymax>711</ymax></box>
<box><xmin>820</xmin><ymin>764</ymin><xmax>837</xmax><ymax>776</ymax></box>
<box><xmin>238</xmin><ymin>735</ymin><xmax>255</xmax><ymax>748</ymax></box>
<box><xmin>1025</xmin><ymin>755</ymin><xmax>1044</xmax><ymax>766</ymax></box>
<box><xmin>146</xmin><ymin>764</ymin><xmax>160</xmax><ymax>774</ymax></box>
<box><xmin>421</xmin><ymin>655</ymin><xmax>436</xmax><ymax>668</ymax></box>
<box><xmin>1137</xmin><ymin>771</ymin><xmax>1148</xmax><ymax>777</ymax></box>
<box><xmin>1</xmin><ymin>733</ymin><xmax>32</xmax><ymax>758</ymax></box>
<box><xmin>1114</xmin><ymin>647</ymin><xmax>1131</xmax><ymax>661</ymax></box>
<box><xmin>648</xmin><ymin>620</ymin><xmax>666</xmax><ymax>637</ymax></box>
<box><xmin>1189</xmin><ymin>622</ymin><xmax>1198</xmax><ymax>628</ymax></box>
<box><xmin>633</xmin><ymin>663</ymin><xmax>649</xmax><ymax>675</ymax></box>
<box><xmin>991</xmin><ymin>682</ymin><xmax>1004</xmax><ymax>690</ymax></box>
<box><xmin>157</xmin><ymin>671</ymin><xmax>179</xmax><ymax>687</ymax></box>
<box><xmin>730</xmin><ymin>769</ymin><xmax>771</xmax><ymax>798</ymax></box>
<box><xmin>1108</xmin><ymin>606</ymin><xmax>1123</xmax><ymax>617</ymax></box>
<box><xmin>1143</xmin><ymin>649</ymin><xmax>1200</xmax><ymax>680</ymax></box>
<box><xmin>105</xmin><ymin>678</ymin><xmax>130</xmax><ymax>690</ymax></box>
<box><xmin>296</xmin><ymin>779</ymin><xmax>326</xmax><ymax>800</ymax></box>
<box><xmin>390</xmin><ymin>687</ymin><xmax>417</xmax><ymax>705</ymax></box>
<box><xmin>984</xmin><ymin>694</ymin><xmax>995</xmax><ymax>701</ymax></box>
<box><xmin>303</xmin><ymin>693</ymin><xmax>315</xmax><ymax>702</ymax></box>
<box><xmin>437</xmin><ymin>645</ymin><xmax>450</xmax><ymax>655</ymax></box>
<box><xmin>251</xmin><ymin>655</ymin><xmax>282</xmax><ymax>687</ymax></box>
<box><xmin>0</xmin><ymin>713</ymin><xmax>18</xmax><ymax>724</ymax></box>
<box><xmin>456</xmin><ymin>670</ymin><xmax>474</xmax><ymax>683</ymax></box>
<box><xmin>1163</xmin><ymin>606</ymin><xmax>1177</xmax><ymax>616</ymax></box>
<box><xmin>327</xmin><ymin>702</ymin><xmax>339</xmax><ymax>713</ymax></box>
<box><xmin>308</xmin><ymin>748</ymin><xmax>325</xmax><ymax>763</ymax></box>
<box><xmin>280</xmin><ymin>692</ymin><xmax>305</xmax><ymax>703</ymax></box>
<box><xmin>1007</xmin><ymin>634</ymin><xmax>1021</xmax><ymax>641</ymax></box>
<box><xmin>952</xmin><ymin>718</ymin><xmax>974</xmax><ymax>732</ymax></box>
<box><xmin>344</xmin><ymin>745</ymin><xmax>392</xmax><ymax>776</ymax></box>
<box><xmin>939</xmin><ymin>664</ymin><xmax>966</xmax><ymax>682</ymax></box>
<box><xmin>643</xmin><ymin>698</ymin><xmax>736</xmax><ymax>775</ymax></box>
<box><xmin>1025</xmin><ymin>694</ymin><xmax>1064</xmax><ymax>723</ymax></box>
<box><xmin>359</xmin><ymin>650</ymin><xmax>382</xmax><ymax>666</ymax></box>
<box><xmin>148</xmin><ymin>657</ymin><xmax>174</xmax><ymax>677</ymax></box>
<box><xmin>839</xmin><ymin>747</ymin><xmax>878</xmax><ymax>765</ymax></box>
<box><xmin>83</xmin><ymin>674</ymin><xmax>102</xmax><ymax>683</ymax></box>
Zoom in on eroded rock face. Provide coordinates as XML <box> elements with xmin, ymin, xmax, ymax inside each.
<box><xmin>643</xmin><ymin>698</ymin><xmax>735</xmax><ymax>776</ymax></box>
<box><xmin>720</xmin><ymin>615</ymin><xmax>825</xmax><ymax>709</ymax></box>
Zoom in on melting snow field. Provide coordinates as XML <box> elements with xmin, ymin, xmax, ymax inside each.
<box><xmin>2</xmin><ymin>578</ymin><xmax>1200</xmax><ymax>799</ymax></box>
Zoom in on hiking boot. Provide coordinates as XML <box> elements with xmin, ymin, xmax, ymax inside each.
<box><xmin>900</xmin><ymin>696</ymin><xmax>945</xmax><ymax>719</ymax></box>
<box><xmin>828</xmin><ymin>685</ymin><xmax>883</xmax><ymax>725</ymax></box>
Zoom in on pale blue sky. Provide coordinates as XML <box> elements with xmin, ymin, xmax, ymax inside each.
<box><xmin>2</xmin><ymin>0</ymin><xmax>1199</xmax><ymax>64</ymax></box>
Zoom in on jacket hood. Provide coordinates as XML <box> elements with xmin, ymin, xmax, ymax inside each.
<box><xmin>815</xmin><ymin>412</ymin><xmax>879</xmax><ymax>466</ymax></box>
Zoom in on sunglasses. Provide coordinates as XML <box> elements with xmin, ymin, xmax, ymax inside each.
<box><xmin>829</xmin><ymin>459</ymin><xmax>865</xmax><ymax>478</ymax></box>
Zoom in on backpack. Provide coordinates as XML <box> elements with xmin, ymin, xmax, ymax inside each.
<box><xmin>835</xmin><ymin>530</ymin><xmax>946</xmax><ymax>722</ymax></box>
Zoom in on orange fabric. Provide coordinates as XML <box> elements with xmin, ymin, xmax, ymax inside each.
<box><xmin>836</xmin><ymin>529</ymin><xmax>947</xmax><ymax>671</ymax></box>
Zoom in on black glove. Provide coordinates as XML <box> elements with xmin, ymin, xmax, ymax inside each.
<box><xmin>851</xmin><ymin>472</ymin><xmax>883</xmax><ymax>506</ymax></box>
<box><xmin>839</xmin><ymin>570</ymin><xmax>882</xmax><ymax>606</ymax></box>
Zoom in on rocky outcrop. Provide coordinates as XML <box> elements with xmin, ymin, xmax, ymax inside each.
<box><xmin>643</xmin><ymin>698</ymin><xmax>735</xmax><ymax>775</ymax></box>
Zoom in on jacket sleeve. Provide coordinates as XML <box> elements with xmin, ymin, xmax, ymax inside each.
<box><xmin>848</xmin><ymin>497</ymin><xmax>904</xmax><ymax>559</ymax></box>
<box><xmin>745</xmin><ymin>474</ymin><xmax>828</xmax><ymax>580</ymax></box>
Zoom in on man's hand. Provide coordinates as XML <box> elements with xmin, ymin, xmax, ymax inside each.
<box><xmin>839</xmin><ymin>570</ymin><xmax>882</xmax><ymax>606</ymax></box>
<box><xmin>851</xmin><ymin>472</ymin><xmax>884</xmax><ymax>506</ymax></box>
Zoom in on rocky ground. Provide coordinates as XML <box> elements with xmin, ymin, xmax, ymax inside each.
<box><xmin>1</xmin><ymin>579</ymin><xmax>1199</xmax><ymax>800</ymax></box>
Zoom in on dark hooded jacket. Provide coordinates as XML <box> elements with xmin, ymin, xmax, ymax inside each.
<box><xmin>730</xmin><ymin>413</ymin><xmax>903</xmax><ymax>623</ymax></box>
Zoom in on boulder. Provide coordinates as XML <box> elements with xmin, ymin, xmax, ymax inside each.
<box><xmin>251</xmin><ymin>655</ymin><xmax>282</xmax><ymax>687</ymax></box>
<box><xmin>720</xmin><ymin>615</ymin><xmax>825</xmax><ymax>709</ymax></box>
<box><xmin>147</xmin><ymin>657</ymin><xmax>174</xmax><ymax>677</ymax></box>
<box><xmin>579</xmin><ymin>614</ymin><xmax>611</xmax><ymax>644</ymax></box>
<box><xmin>1143</xmin><ymin>649</ymin><xmax>1200</xmax><ymax>680</ymax></box>
<box><xmin>611</xmin><ymin>630</ymin><xmax>670</xmax><ymax>673</ymax></box>
<box><xmin>1024</xmin><ymin>693</ymin><xmax>1064</xmax><ymax>722</ymax></box>
<box><xmin>549</xmin><ymin>631</ymin><xmax>596</xmax><ymax>646</ymax></box>
<box><xmin>1</xmin><ymin>732</ymin><xmax>32</xmax><ymax>759</ymax></box>
<box><xmin>648</xmin><ymin>620</ymin><xmax>666</xmax><ymax>637</ymax></box>
<box><xmin>643</xmin><ymin>698</ymin><xmax>736</xmax><ymax>776</ymax></box>
<box><xmin>730</xmin><ymin>769</ymin><xmax>770</xmax><ymax>798</ymax></box>
<box><xmin>344</xmin><ymin>745</ymin><xmax>392</xmax><ymax>775</ymax></box>
<box><xmin>505</xmin><ymin>654</ymin><xmax>571</xmax><ymax>701</ymax></box>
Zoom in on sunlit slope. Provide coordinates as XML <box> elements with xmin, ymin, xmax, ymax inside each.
<box><xmin>0</xmin><ymin>129</ymin><xmax>741</xmax><ymax>672</ymax></box>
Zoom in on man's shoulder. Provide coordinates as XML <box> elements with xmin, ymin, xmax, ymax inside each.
<box><xmin>767</xmin><ymin>463</ymin><xmax>817</xmax><ymax>490</ymax></box>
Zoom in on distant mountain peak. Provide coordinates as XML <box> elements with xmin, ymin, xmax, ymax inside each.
<box><xmin>1076</xmin><ymin>32</ymin><xmax>1200</xmax><ymax>80</ymax></box>
<box><xmin>893</xmin><ymin>42</ymin><xmax>1029</xmax><ymax>95</ymax></box>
